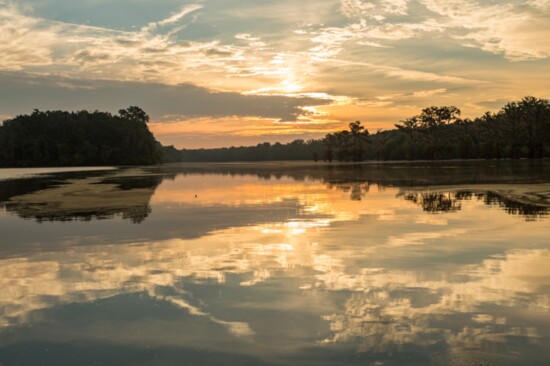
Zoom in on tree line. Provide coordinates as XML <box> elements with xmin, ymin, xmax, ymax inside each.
<box><xmin>172</xmin><ymin>139</ymin><xmax>326</xmax><ymax>162</ymax></box>
<box><xmin>324</xmin><ymin>96</ymin><xmax>550</xmax><ymax>161</ymax></box>
<box><xmin>176</xmin><ymin>96</ymin><xmax>549</xmax><ymax>162</ymax></box>
<box><xmin>1</xmin><ymin>96</ymin><xmax>548</xmax><ymax>167</ymax></box>
<box><xmin>0</xmin><ymin>107</ymin><xmax>163</xmax><ymax>167</ymax></box>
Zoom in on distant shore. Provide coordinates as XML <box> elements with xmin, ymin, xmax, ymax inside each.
<box><xmin>1</xmin><ymin>157</ymin><xmax>548</xmax><ymax>172</ymax></box>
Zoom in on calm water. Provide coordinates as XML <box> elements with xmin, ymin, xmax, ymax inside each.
<box><xmin>0</xmin><ymin>161</ymin><xmax>549</xmax><ymax>366</ymax></box>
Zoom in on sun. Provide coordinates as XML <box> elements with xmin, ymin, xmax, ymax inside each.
<box><xmin>281</xmin><ymin>79</ymin><xmax>303</xmax><ymax>93</ymax></box>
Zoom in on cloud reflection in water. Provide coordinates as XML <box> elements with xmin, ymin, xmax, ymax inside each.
<box><xmin>0</xmin><ymin>162</ymin><xmax>549</xmax><ymax>365</ymax></box>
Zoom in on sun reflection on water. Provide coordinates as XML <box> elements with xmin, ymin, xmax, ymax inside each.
<box><xmin>0</xmin><ymin>167</ymin><xmax>549</xmax><ymax>364</ymax></box>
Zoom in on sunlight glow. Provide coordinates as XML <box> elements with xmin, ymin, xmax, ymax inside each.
<box><xmin>0</xmin><ymin>0</ymin><xmax>549</xmax><ymax>146</ymax></box>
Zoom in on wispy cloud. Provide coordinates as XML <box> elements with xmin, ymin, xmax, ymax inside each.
<box><xmin>0</xmin><ymin>0</ymin><xmax>548</xmax><ymax>146</ymax></box>
<box><xmin>0</xmin><ymin>72</ymin><xmax>333</xmax><ymax>122</ymax></box>
<box><xmin>412</xmin><ymin>88</ymin><xmax>447</xmax><ymax>97</ymax></box>
<box><xmin>421</xmin><ymin>0</ymin><xmax>550</xmax><ymax>61</ymax></box>
<box><xmin>147</xmin><ymin>4</ymin><xmax>203</xmax><ymax>30</ymax></box>
<box><xmin>328</xmin><ymin>59</ymin><xmax>485</xmax><ymax>85</ymax></box>
<box><xmin>340</xmin><ymin>0</ymin><xmax>409</xmax><ymax>18</ymax></box>
<box><xmin>0</xmin><ymin>3</ymin><xmax>56</xmax><ymax>69</ymax></box>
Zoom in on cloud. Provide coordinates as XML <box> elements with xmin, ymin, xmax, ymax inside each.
<box><xmin>0</xmin><ymin>0</ymin><xmax>549</xmax><ymax>144</ymax></box>
<box><xmin>335</xmin><ymin>0</ymin><xmax>550</xmax><ymax>61</ymax></box>
<box><xmin>0</xmin><ymin>2</ymin><xmax>56</xmax><ymax>69</ymax></box>
<box><xmin>382</xmin><ymin>0</ymin><xmax>409</xmax><ymax>15</ymax></box>
<box><xmin>340</xmin><ymin>0</ymin><xmax>409</xmax><ymax>18</ymax></box>
<box><xmin>149</xmin><ymin>115</ymin><xmax>340</xmax><ymax>138</ymax></box>
<box><xmin>147</xmin><ymin>4</ymin><xmax>202</xmax><ymax>30</ymax></box>
<box><xmin>357</xmin><ymin>40</ymin><xmax>393</xmax><ymax>48</ymax></box>
<box><xmin>412</xmin><ymin>88</ymin><xmax>447</xmax><ymax>97</ymax></box>
<box><xmin>0</xmin><ymin>2</ymin><xmax>246</xmax><ymax>86</ymax></box>
<box><xmin>329</xmin><ymin>59</ymin><xmax>484</xmax><ymax>84</ymax></box>
<box><xmin>303</xmin><ymin>18</ymin><xmax>446</xmax><ymax>66</ymax></box>
<box><xmin>472</xmin><ymin>98</ymin><xmax>514</xmax><ymax>110</ymax></box>
<box><xmin>0</xmin><ymin>72</ymin><xmax>332</xmax><ymax>122</ymax></box>
<box><xmin>340</xmin><ymin>0</ymin><xmax>376</xmax><ymax>18</ymax></box>
<box><xmin>421</xmin><ymin>0</ymin><xmax>550</xmax><ymax>61</ymax></box>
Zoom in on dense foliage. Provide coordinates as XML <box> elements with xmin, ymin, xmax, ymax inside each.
<box><xmin>176</xmin><ymin>96</ymin><xmax>550</xmax><ymax>162</ymax></box>
<box><xmin>0</xmin><ymin>107</ymin><xmax>163</xmax><ymax>167</ymax></box>
<box><xmin>176</xmin><ymin>139</ymin><xmax>326</xmax><ymax>162</ymax></box>
<box><xmin>1</xmin><ymin>96</ymin><xmax>548</xmax><ymax>166</ymax></box>
<box><xmin>323</xmin><ymin>96</ymin><xmax>550</xmax><ymax>161</ymax></box>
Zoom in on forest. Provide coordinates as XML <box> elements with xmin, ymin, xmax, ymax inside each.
<box><xmin>177</xmin><ymin>96</ymin><xmax>550</xmax><ymax>162</ymax></box>
<box><xmin>0</xmin><ymin>96</ymin><xmax>548</xmax><ymax>167</ymax></box>
<box><xmin>0</xmin><ymin>107</ymin><xmax>163</xmax><ymax>167</ymax></box>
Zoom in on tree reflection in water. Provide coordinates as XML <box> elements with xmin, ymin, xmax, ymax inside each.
<box><xmin>0</xmin><ymin>169</ymin><xmax>172</xmax><ymax>223</ymax></box>
<box><xmin>1</xmin><ymin>161</ymin><xmax>547</xmax><ymax>223</ymax></box>
<box><xmin>400</xmin><ymin>190</ymin><xmax>548</xmax><ymax>220</ymax></box>
<box><xmin>0</xmin><ymin>161</ymin><xmax>549</xmax><ymax>365</ymax></box>
<box><xmin>402</xmin><ymin>192</ymin><xmax>462</xmax><ymax>213</ymax></box>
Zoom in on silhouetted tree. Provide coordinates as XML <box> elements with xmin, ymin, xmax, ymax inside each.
<box><xmin>0</xmin><ymin>107</ymin><xmax>162</xmax><ymax>167</ymax></box>
<box><xmin>43</xmin><ymin>96</ymin><xmax>545</xmax><ymax>164</ymax></box>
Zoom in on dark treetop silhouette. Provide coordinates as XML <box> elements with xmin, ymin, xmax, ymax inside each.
<box><xmin>174</xmin><ymin>96</ymin><xmax>550</xmax><ymax>162</ymax></box>
<box><xmin>0</xmin><ymin>97</ymin><xmax>548</xmax><ymax>166</ymax></box>
<box><xmin>0</xmin><ymin>107</ymin><xmax>163</xmax><ymax>167</ymax></box>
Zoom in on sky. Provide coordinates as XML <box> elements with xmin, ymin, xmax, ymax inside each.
<box><xmin>0</xmin><ymin>0</ymin><xmax>549</xmax><ymax>148</ymax></box>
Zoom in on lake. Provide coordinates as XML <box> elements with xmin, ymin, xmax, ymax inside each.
<box><xmin>0</xmin><ymin>161</ymin><xmax>549</xmax><ymax>366</ymax></box>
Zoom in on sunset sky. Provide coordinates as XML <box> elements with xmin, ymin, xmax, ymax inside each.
<box><xmin>1</xmin><ymin>0</ymin><xmax>549</xmax><ymax>148</ymax></box>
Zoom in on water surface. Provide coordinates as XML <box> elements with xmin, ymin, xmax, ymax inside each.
<box><xmin>0</xmin><ymin>161</ymin><xmax>549</xmax><ymax>365</ymax></box>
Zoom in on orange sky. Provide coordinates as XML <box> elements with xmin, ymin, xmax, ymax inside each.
<box><xmin>1</xmin><ymin>0</ymin><xmax>549</xmax><ymax>148</ymax></box>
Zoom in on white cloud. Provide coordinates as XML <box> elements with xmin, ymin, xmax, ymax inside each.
<box><xmin>380</xmin><ymin>0</ymin><xmax>409</xmax><ymax>15</ymax></box>
<box><xmin>357</xmin><ymin>40</ymin><xmax>392</xmax><ymax>48</ymax></box>
<box><xmin>153</xmin><ymin>4</ymin><xmax>202</xmax><ymax>28</ymax></box>
<box><xmin>527</xmin><ymin>0</ymin><xmax>550</xmax><ymax>10</ymax></box>
<box><xmin>330</xmin><ymin>59</ymin><xmax>484</xmax><ymax>84</ymax></box>
<box><xmin>0</xmin><ymin>3</ymin><xmax>56</xmax><ymax>69</ymax></box>
<box><xmin>340</xmin><ymin>0</ymin><xmax>409</xmax><ymax>18</ymax></box>
<box><xmin>0</xmin><ymin>0</ymin><xmax>548</xmax><ymax>138</ymax></box>
<box><xmin>421</xmin><ymin>0</ymin><xmax>550</xmax><ymax>61</ymax></box>
<box><xmin>234</xmin><ymin>33</ymin><xmax>266</xmax><ymax>47</ymax></box>
<box><xmin>412</xmin><ymin>88</ymin><xmax>447</xmax><ymax>97</ymax></box>
<box><xmin>338</xmin><ymin>0</ymin><xmax>550</xmax><ymax>61</ymax></box>
<box><xmin>340</xmin><ymin>0</ymin><xmax>376</xmax><ymax>18</ymax></box>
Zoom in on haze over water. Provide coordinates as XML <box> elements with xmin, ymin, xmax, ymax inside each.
<box><xmin>0</xmin><ymin>161</ymin><xmax>549</xmax><ymax>365</ymax></box>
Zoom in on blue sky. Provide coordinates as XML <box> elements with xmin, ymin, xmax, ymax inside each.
<box><xmin>1</xmin><ymin>0</ymin><xmax>549</xmax><ymax>147</ymax></box>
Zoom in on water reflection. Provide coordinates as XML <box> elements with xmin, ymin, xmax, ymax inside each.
<box><xmin>319</xmin><ymin>249</ymin><xmax>550</xmax><ymax>347</ymax></box>
<box><xmin>1</xmin><ymin>161</ymin><xmax>549</xmax><ymax>223</ymax></box>
<box><xmin>400</xmin><ymin>189</ymin><xmax>549</xmax><ymax>220</ymax></box>
<box><xmin>0</xmin><ymin>161</ymin><xmax>549</xmax><ymax>365</ymax></box>
<box><xmin>402</xmin><ymin>192</ymin><xmax>462</xmax><ymax>213</ymax></box>
<box><xmin>0</xmin><ymin>169</ymin><xmax>167</xmax><ymax>223</ymax></box>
